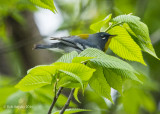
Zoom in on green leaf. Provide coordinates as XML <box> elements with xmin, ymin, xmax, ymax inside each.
<box><xmin>72</xmin><ymin>57</ymin><xmax>95</xmax><ymax>63</ymax></box>
<box><xmin>79</xmin><ymin>48</ymin><xmax>136</xmax><ymax>72</ymax></box>
<box><xmin>103</xmin><ymin>69</ymin><xmax>123</xmax><ymax>94</ymax></box>
<box><xmin>91</xmin><ymin>58</ymin><xmax>141</xmax><ymax>83</ymax></box>
<box><xmin>58</xmin><ymin>70</ymin><xmax>84</xmax><ymax>89</ymax></box>
<box><xmin>73</xmin><ymin>88</ymin><xmax>81</xmax><ymax>103</ymax></box>
<box><xmin>112</xmin><ymin>14</ymin><xmax>158</xmax><ymax>59</ymax></box>
<box><xmin>29</xmin><ymin>0</ymin><xmax>57</xmax><ymax>13</ymax></box>
<box><xmin>79</xmin><ymin>48</ymin><xmax>104</xmax><ymax>57</ymax></box>
<box><xmin>57</xmin><ymin>63</ymin><xmax>95</xmax><ymax>81</ymax></box>
<box><xmin>56</xmin><ymin>63</ymin><xmax>95</xmax><ymax>89</ymax></box>
<box><xmin>111</xmin><ymin>69</ymin><xmax>141</xmax><ymax>83</ymax></box>
<box><xmin>55</xmin><ymin>51</ymin><xmax>78</xmax><ymax>63</ymax></box>
<box><xmin>88</xmin><ymin>65</ymin><xmax>113</xmax><ymax>103</ymax></box>
<box><xmin>124</xmin><ymin>23</ymin><xmax>159</xmax><ymax>59</ymax></box>
<box><xmin>27</xmin><ymin>65</ymin><xmax>57</xmax><ymax>74</ymax></box>
<box><xmin>112</xmin><ymin>14</ymin><xmax>140</xmax><ymax>23</ymax></box>
<box><xmin>53</xmin><ymin>108</ymin><xmax>91</xmax><ymax>114</ymax></box>
<box><xmin>15</xmin><ymin>74</ymin><xmax>51</xmax><ymax>91</ymax></box>
<box><xmin>108</xmin><ymin>26</ymin><xmax>146</xmax><ymax>65</ymax></box>
<box><xmin>90</xmin><ymin>14</ymin><xmax>112</xmax><ymax>32</ymax></box>
<box><xmin>91</xmin><ymin>58</ymin><xmax>136</xmax><ymax>73</ymax></box>
<box><xmin>15</xmin><ymin>65</ymin><xmax>57</xmax><ymax>91</ymax></box>
<box><xmin>79</xmin><ymin>48</ymin><xmax>141</xmax><ymax>83</ymax></box>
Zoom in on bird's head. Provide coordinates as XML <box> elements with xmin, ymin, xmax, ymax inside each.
<box><xmin>89</xmin><ymin>32</ymin><xmax>116</xmax><ymax>51</ymax></box>
<box><xmin>96</xmin><ymin>32</ymin><xmax>116</xmax><ymax>41</ymax></box>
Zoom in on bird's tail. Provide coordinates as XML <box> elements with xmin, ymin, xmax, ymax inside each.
<box><xmin>33</xmin><ymin>44</ymin><xmax>53</xmax><ymax>49</ymax></box>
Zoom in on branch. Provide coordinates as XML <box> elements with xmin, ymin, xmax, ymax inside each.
<box><xmin>59</xmin><ymin>88</ymin><xmax>75</xmax><ymax>114</ymax></box>
<box><xmin>48</xmin><ymin>87</ymin><xmax>64</xmax><ymax>114</ymax></box>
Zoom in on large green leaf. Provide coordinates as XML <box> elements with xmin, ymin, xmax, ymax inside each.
<box><xmin>57</xmin><ymin>63</ymin><xmax>95</xmax><ymax>81</ymax></box>
<box><xmin>110</xmin><ymin>69</ymin><xmax>140</xmax><ymax>83</ymax></box>
<box><xmin>15</xmin><ymin>65</ymin><xmax>57</xmax><ymax>91</ymax></box>
<box><xmin>29</xmin><ymin>0</ymin><xmax>57</xmax><ymax>13</ymax></box>
<box><xmin>53</xmin><ymin>108</ymin><xmax>91</xmax><ymax>114</ymax></box>
<box><xmin>90</xmin><ymin>14</ymin><xmax>112</xmax><ymax>32</ymax></box>
<box><xmin>79</xmin><ymin>48</ymin><xmax>136</xmax><ymax>72</ymax></box>
<box><xmin>55</xmin><ymin>51</ymin><xmax>78</xmax><ymax>63</ymax></box>
<box><xmin>112</xmin><ymin>14</ymin><xmax>140</xmax><ymax>24</ymax></box>
<box><xmin>123</xmin><ymin>23</ymin><xmax>159</xmax><ymax>59</ymax></box>
<box><xmin>79</xmin><ymin>48</ymin><xmax>141</xmax><ymax>83</ymax></box>
<box><xmin>103</xmin><ymin>69</ymin><xmax>122</xmax><ymax>94</ymax></box>
<box><xmin>56</xmin><ymin>63</ymin><xmax>95</xmax><ymax>89</ymax></box>
<box><xmin>91</xmin><ymin>59</ymin><xmax>141</xmax><ymax>83</ymax></box>
<box><xmin>58</xmin><ymin>70</ymin><xmax>83</xmax><ymax>89</ymax></box>
<box><xmin>16</xmin><ymin>62</ymin><xmax>95</xmax><ymax>91</ymax></box>
<box><xmin>15</xmin><ymin>74</ymin><xmax>51</xmax><ymax>91</ymax></box>
<box><xmin>108</xmin><ymin>26</ymin><xmax>145</xmax><ymax>65</ymax></box>
<box><xmin>112</xmin><ymin>14</ymin><xmax>158</xmax><ymax>59</ymax></box>
<box><xmin>72</xmin><ymin>57</ymin><xmax>95</xmax><ymax>63</ymax></box>
<box><xmin>88</xmin><ymin>66</ymin><xmax>113</xmax><ymax>103</ymax></box>
<box><xmin>27</xmin><ymin>65</ymin><xmax>56</xmax><ymax>74</ymax></box>
<box><xmin>78</xmin><ymin>48</ymin><xmax>106</xmax><ymax>58</ymax></box>
<box><xmin>90</xmin><ymin>58</ymin><xmax>136</xmax><ymax>73</ymax></box>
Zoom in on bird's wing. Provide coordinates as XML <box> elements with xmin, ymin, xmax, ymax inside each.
<box><xmin>50</xmin><ymin>36</ymin><xmax>84</xmax><ymax>51</ymax></box>
<box><xmin>50</xmin><ymin>36</ymin><xmax>101</xmax><ymax>51</ymax></box>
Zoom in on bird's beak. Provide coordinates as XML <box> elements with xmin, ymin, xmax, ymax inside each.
<box><xmin>109</xmin><ymin>35</ymin><xmax>117</xmax><ymax>39</ymax></box>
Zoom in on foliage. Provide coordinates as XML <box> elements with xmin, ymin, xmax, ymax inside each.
<box><xmin>15</xmin><ymin>48</ymin><xmax>142</xmax><ymax>101</ymax></box>
<box><xmin>90</xmin><ymin>14</ymin><xmax>159</xmax><ymax>64</ymax></box>
<box><xmin>29</xmin><ymin>0</ymin><xmax>57</xmax><ymax>13</ymax></box>
<box><xmin>14</xmin><ymin>11</ymin><xmax>159</xmax><ymax>113</ymax></box>
<box><xmin>1</xmin><ymin>0</ymin><xmax>160</xmax><ymax>114</ymax></box>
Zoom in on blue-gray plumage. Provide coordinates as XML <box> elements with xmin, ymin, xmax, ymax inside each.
<box><xmin>34</xmin><ymin>32</ymin><xmax>116</xmax><ymax>53</ymax></box>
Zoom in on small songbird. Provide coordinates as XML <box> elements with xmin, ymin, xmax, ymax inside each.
<box><xmin>34</xmin><ymin>32</ymin><xmax>116</xmax><ymax>53</ymax></box>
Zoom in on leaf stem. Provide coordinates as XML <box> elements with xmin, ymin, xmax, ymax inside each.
<box><xmin>59</xmin><ymin>88</ymin><xmax>75</xmax><ymax>114</ymax></box>
<box><xmin>48</xmin><ymin>87</ymin><xmax>64</xmax><ymax>114</ymax></box>
<box><xmin>105</xmin><ymin>22</ymin><xmax>124</xmax><ymax>32</ymax></box>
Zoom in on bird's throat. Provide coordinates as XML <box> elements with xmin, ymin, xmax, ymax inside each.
<box><xmin>104</xmin><ymin>38</ymin><xmax>112</xmax><ymax>52</ymax></box>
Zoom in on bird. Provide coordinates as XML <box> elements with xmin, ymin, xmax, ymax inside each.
<box><xmin>34</xmin><ymin>32</ymin><xmax>116</xmax><ymax>53</ymax></box>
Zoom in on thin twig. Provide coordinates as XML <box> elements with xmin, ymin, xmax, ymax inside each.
<box><xmin>59</xmin><ymin>88</ymin><xmax>75</xmax><ymax>114</ymax></box>
<box><xmin>105</xmin><ymin>22</ymin><xmax>124</xmax><ymax>32</ymax></box>
<box><xmin>48</xmin><ymin>87</ymin><xmax>64</xmax><ymax>114</ymax></box>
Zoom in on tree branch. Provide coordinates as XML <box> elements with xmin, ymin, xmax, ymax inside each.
<box><xmin>59</xmin><ymin>88</ymin><xmax>75</xmax><ymax>114</ymax></box>
<box><xmin>48</xmin><ymin>87</ymin><xmax>64</xmax><ymax>114</ymax></box>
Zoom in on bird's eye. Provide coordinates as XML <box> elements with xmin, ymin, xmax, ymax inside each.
<box><xmin>102</xmin><ymin>37</ymin><xmax>106</xmax><ymax>39</ymax></box>
<box><xmin>101</xmin><ymin>34</ymin><xmax>104</xmax><ymax>37</ymax></box>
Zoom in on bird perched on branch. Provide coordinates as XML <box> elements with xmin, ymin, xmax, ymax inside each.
<box><xmin>34</xmin><ymin>32</ymin><xmax>116</xmax><ymax>53</ymax></box>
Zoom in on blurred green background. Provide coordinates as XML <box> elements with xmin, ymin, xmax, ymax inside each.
<box><xmin>0</xmin><ymin>0</ymin><xmax>160</xmax><ymax>114</ymax></box>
